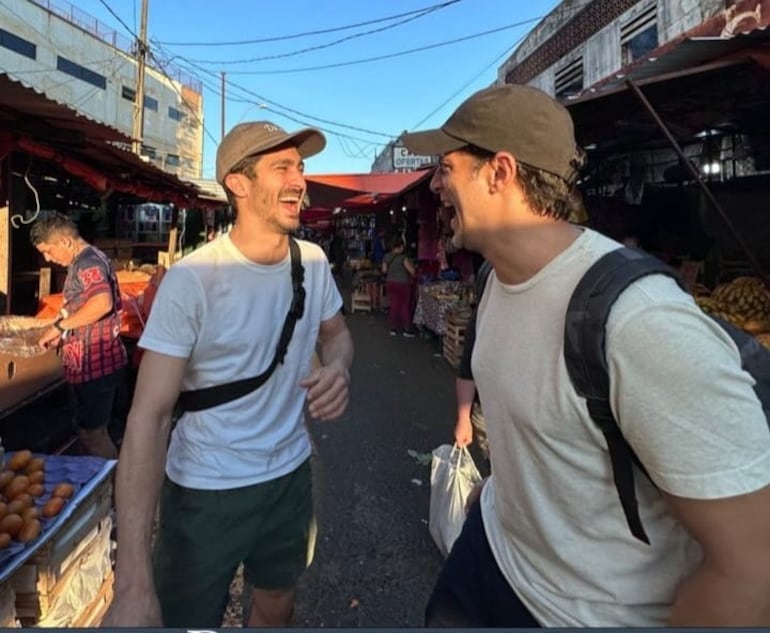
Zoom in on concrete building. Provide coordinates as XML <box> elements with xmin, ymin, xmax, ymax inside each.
<box><xmin>497</xmin><ymin>0</ymin><xmax>770</xmax><ymax>283</ymax></box>
<box><xmin>0</xmin><ymin>0</ymin><xmax>204</xmax><ymax>180</ymax></box>
<box><xmin>497</xmin><ymin>0</ymin><xmax>726</xmax><ymax>97</ymax></box>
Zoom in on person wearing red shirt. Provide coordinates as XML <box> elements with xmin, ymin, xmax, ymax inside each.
<box><xmin>32</xmin><ymin>212</ymin><xmax>127</xmax><ymax>459</ymax></box>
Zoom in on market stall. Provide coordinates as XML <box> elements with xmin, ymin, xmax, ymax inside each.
<box><xmin>412</xmin><ymin>280</ymin><xmax>473</xmax><ymax>336</ymax></box>
<box><xmin>0</xmin><ymin>451</ymin><xmax>115</xmax><ymax>627</ymax></box>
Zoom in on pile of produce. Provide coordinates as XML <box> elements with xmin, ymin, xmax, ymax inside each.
<box><xmin>694</xmin><ymin>276</ymin><xmax>770</xmax><ymax>349</ymax></box>
<box><xmin>0</xmin><ymin>450</ymin><xmax>73</xmax><ymax>549</ymax></box>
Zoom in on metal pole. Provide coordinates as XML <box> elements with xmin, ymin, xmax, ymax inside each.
<box><xmin>625</xmin><ymin>78</ymin><xmax>769</xmax><ymax>288</ymax></box>
<box><xmin>132</xmin><ymin>0</ymin><xmax>149</xmax><ymax>155</ymax></box>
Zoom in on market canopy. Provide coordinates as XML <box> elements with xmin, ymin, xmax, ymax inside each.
<box><xmin>304</xmin><ymin>169</ymin><xmax>433</xmax><ymax>211</ymax></box>
<box><xmin>0</xmin><ymin>73</ymin><xmax>201</xmax><ymax>206</ymax></box>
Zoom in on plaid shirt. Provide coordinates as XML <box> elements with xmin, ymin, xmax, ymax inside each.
<box><xmin>61</xmin><ymin>246</ymin><xmax>127</xmax><ymax>384</ymax></box>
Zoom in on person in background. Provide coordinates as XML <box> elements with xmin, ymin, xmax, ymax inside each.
<box><xmin>382</xmin><ymin>236</ymin><xmax>416</xmax><ymax>337</ymax></box>
<box><xmin>453</xmin><ymin>260</ymin><xmax>491</xmax><ymax>463</ymax></box>
<box><xmin>106</xmin><ymin>121</ymin><xmax>353</xmax><ymax>628</ymax></box>
<box><xmin>372</xmin><ymin>228</ymin><xmax>386</xmax><ymax>266</ymax></box>
<box><xmin>32</xmin><ymin>213</ymin><xmax>127</xmax><ymax>459</ymax></box>
<box><xmin>330</xmin><ymin>229</ymin><xmax>347</xmax><ymax>281</ymax></box>
<box><xmin>404</xmin><ymin>84</ymin><xmax>770</xmax><ymax>627</ymax></box>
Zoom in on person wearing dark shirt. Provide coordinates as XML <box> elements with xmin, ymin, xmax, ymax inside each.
<box><xmin>454</xmin><ymin>260</ymin><xmax>490</xmax><ymax>460</ymax></box>
<box><xmin>32</xmin><ymin>213</ymin><xmax>127</xmax><ymax>459</ymax></box>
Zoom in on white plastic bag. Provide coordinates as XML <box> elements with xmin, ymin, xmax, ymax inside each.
<box><xmin>428</xmin><ymin>443</ymin><xmax>482</xmax><ymax>557</ymax></box>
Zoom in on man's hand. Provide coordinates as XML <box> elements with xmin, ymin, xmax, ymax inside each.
<box><xmin>300</xmin><ymin>362</ymin><xmax>350</xmax><ymax>420</ymax></box>
<box><xmin>454</xmin><ymin>415</ymin><xmax>473</xmax><ymax>448</ymax></box>
<box><xmin>102</xmin><ymin>587</ymin><xmax>162</xmax><ymax>627</ymax></box>
<box><xmin>38</xmin><ymin>327</ymin><xmax>61</xmax><ymax>350</ymax></box>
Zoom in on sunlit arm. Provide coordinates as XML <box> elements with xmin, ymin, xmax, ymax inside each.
<box><xmin>666</xmin><ymin>484</ymin><xmax>770</xmax><ymax>626</ymax></box>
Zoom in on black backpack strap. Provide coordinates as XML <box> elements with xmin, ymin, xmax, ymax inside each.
<box><xmin>177</xmin><ymin>238</ymin><xmax>306</xmax><ymax>413</ymax></box>
<box><xmin>564</xmin><ymin>247</ymin><xmax>684</xmax><ymax>545</ymax></box>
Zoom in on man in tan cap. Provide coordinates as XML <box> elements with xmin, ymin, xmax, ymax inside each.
<box><xmin>405</xmin><ymin>84</ymin><xmax>770</xmax><ymax>626</ymax></box>
<box><xmin>107</xmin><ymin>121</ymin><xmax>353</xmax><ymax>627</ymax></box>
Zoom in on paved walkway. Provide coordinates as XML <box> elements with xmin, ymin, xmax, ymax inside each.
<box><xmin>293</xmin><ymin>301</ymin><xmax>465</xmax><ymax>626</ymax></box>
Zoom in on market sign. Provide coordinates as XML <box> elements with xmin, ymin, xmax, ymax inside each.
<box><xmin>392</xmin><ymin>146</ymin><xmax>434</xmax><ymax>170</ymax></box>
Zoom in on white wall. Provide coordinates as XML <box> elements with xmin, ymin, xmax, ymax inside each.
<box><xmin>0</xmin><ymin>0</ymin><xmax>203</xmax><ymax>179</ymax></box>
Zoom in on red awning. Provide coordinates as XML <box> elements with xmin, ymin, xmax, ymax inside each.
<box><xmin>305</xmin><ymin>169</ymin><xmax>433</xmax><ymax>210</ymax></box>
<box><xmin>0</xmin><ymin>73</ymin><xmax>199</xmax><ymax>204</ymax></box>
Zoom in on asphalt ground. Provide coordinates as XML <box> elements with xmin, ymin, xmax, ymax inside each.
<box><xmin>292</xmin><ymin>305</ymin><xmax>466</xmax><ymax>627</ymax></box>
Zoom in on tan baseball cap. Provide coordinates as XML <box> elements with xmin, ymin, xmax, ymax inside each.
<box><xmin>402</xmin><ymin>84</ymin><xmax>579</xmax><ymax>183</ymax></box>
<box><xmin>216</xmin><ymin>121</ymin><xmax>326</xmax><ymax>184</ymax></box>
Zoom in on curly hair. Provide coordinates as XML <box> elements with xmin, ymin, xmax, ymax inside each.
<box><xmin>465</xmin><ymin>145</ymin><xmax>586</xmax><ymax>221</ymax></box>
<box><xmin>29</xmin><ymin>212</ymin><xmax>79</xmax><ymax>246</ymax></box>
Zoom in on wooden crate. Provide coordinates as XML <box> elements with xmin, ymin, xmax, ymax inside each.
<box><xmin>351</xmin><ymin>290</ymin><xmax>372</xmax><ymax>314</ymax></box>
<box><xmin>71</xmin><ymin>571</ymin><xmax>113</xmax><ymax>628</ymax></box>
<box><xmin>10</xmin><ymin>476</ymin><xmax>113</xmax><ymax>625</ymax></box>
<box><xmin>442</xmin><ymin>317</ymin><xmax>468</xmax><ymax>369</ymax></box>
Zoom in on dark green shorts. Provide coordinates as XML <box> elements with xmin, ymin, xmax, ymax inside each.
<box><xmin>152</xmin><ymin>459</ymin><xmax>314</xmax><ymax>627</ymax></box>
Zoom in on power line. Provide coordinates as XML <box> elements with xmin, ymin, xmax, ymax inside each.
<box><xmin>147</xmin><ymin>51</ymin><xmax>219</xmax><ymax>146</ymax></box>
<box><xmin>410</xmin><ymin>0</ymin><xmax>593</xmax><ymax>129</ymax></box>
<box><xmin>156</xmin><ymin>46</ymin><xmax>395</xmax><ymax>140</ymax></box>
<box><xmin>221</xmin><ymin>17</ymin><xmax>544</xmax><ymax>75</ymax></box>
<box><xmin>185</xmin><ymin>4</ymin><xmax>450</xmax><ymax>65</ymax></box>
<box><xmin>96</xmin><ymin>0</ymin><xmax>136</xmax><ymax>40</ymax></box>
<box><xmin>411</xmin><ymin>36</ymin><xmax>528</xmax><ymax>129</ymax></box>
<box><xmin>154</xmin><ymin>0</ymin><xmax>462</xmax><ymax>47</ymax></box>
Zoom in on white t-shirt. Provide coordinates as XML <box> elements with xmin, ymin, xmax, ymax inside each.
<box><xmin>474</xmin><ymin>228</ymin><xmax>770</xmax><ymax>626</ymax></box>
<box><xmin>139</xmin><ymin>235</ymin><xmax>342</xmax><ymax>490</ymax></box>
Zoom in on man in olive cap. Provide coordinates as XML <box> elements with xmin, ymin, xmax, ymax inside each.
<box><xmin>107</xmin><ymin>122</ymin><xmax>353</xmax><ymax>627</ymax></box>
<box><xmin>405</xmin><ymin>84</ymin><xmax>770</xmax><ymax>626</ymax></box>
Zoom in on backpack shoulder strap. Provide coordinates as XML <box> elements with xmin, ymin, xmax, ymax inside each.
<box><xmin>177</xmin><ymin>237</ymin><xmax>305</xmax><ymax>413</ymax></box>
<box><xmin>564</xmin><ymin>246</ymin><xmax>684</xmax><ymax>545</ymax></box>
<box><xmin>474</xmin><ymin>260</ymin><xmax>493</xmax><ymax>307</ymax></box>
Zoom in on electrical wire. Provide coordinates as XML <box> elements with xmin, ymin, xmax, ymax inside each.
<box><xmin>217</xmin><ymin>17</ymin><xmax>544</xmax><ymax>75</ymax></box>
<box><xmin>155</xmin><ymin>0</ymin><xmax>462</xmax><ymax>47</ymax></box>
<box><xmin>10</xmin><ymin>157</ymin><xmax>41</xmax><ymax>229</ymax></box>
<box><xmin>159</xmin><ymin>48</ymin><xmax>395</xmax><ymax>141</ymax></box>
<box><xmin>185</xmin><ymin>4</ymin><xmax>454</xmax><ymax>65</ymax></box>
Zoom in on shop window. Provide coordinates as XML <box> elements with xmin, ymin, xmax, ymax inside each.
<box><xmin>56</xmin><ymin>56</ymin><xmax>106</xmax><ymax>89</ymax></box>
<box><xmin>0</xmin><ymin>28</ymin><xmax>36</xmax><ymax>60</ymax></box>
<box><xmin>621</xmin><ymin>4</ymin><xmax>658</xmax><ymax>65</ymax></box>
<box><xmin>554</xmin><ymin>57</ymin><xmax>583</xmax><ymax>99</ymax></box>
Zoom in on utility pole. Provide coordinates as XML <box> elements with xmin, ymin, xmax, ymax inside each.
<box><xmin>221</xmin><ymin>71</ymin><xmax>226</xmax><ymax>141</ymax></box>
<box><xmin>132</xmin><ymin>0</ymin><xmax>149</xmax><ymax>155</ymax></box>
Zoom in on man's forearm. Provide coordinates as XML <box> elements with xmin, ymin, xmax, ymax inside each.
<box><xmin>113</xmin><ymin>409</ymin><xmax>173</xmax><ymax>593</ymax></box>
<box><xmin>456</xmin><ymin>377</ymin><xmax>476</xmax><ymax>421</ymax></box>
<box><xmin>60</xmin><ymin>294</ymin><xmax>112</xmax><ymax>329</ymax></box>
<box><xmin>320</xmin><ymin>327</ymin><xmax>354</xmax><ymax>373</ymax></box>
<box><xmin>668</xmin><ymin>560</ymin><xmax>770</xmax><ymax>625</ymax></box>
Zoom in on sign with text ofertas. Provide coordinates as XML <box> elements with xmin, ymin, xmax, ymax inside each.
<box><xmin>392</xmin><ymin>146</ymin><xmax>434</xmax><ymax>170</ymax></box>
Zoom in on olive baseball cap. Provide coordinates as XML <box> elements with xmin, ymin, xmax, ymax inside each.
<box><xmin>216</xmin><ymin>121</ymin><xmax>326</xmax><ymax>184</ymax></box>
<box><xmin>402</xmin><ymin>84</ymin><xmax>579</xmax><ymax>182</ymax></box>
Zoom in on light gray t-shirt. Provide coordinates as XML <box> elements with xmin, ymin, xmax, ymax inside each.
<box><xmin>475</xmin><ymin>228</ymin><xmax>770</xmax><ymax>626</ymax></box>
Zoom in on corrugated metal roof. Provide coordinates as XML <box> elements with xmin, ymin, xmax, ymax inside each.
<box><xmin>567</xmin><ymin>27</ymin><xmax>770</xmax><ymax>106</ymax></box>
<box><xmin>0</xmin><ymin>73</ymin><xmax>130</xmax><ymax>143</ymax></box>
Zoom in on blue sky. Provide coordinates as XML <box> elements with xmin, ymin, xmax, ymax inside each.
<box><xmin>72</xmin><ymin>0</ymin><xmax>560</xmax><ymax>177</ymax></box>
